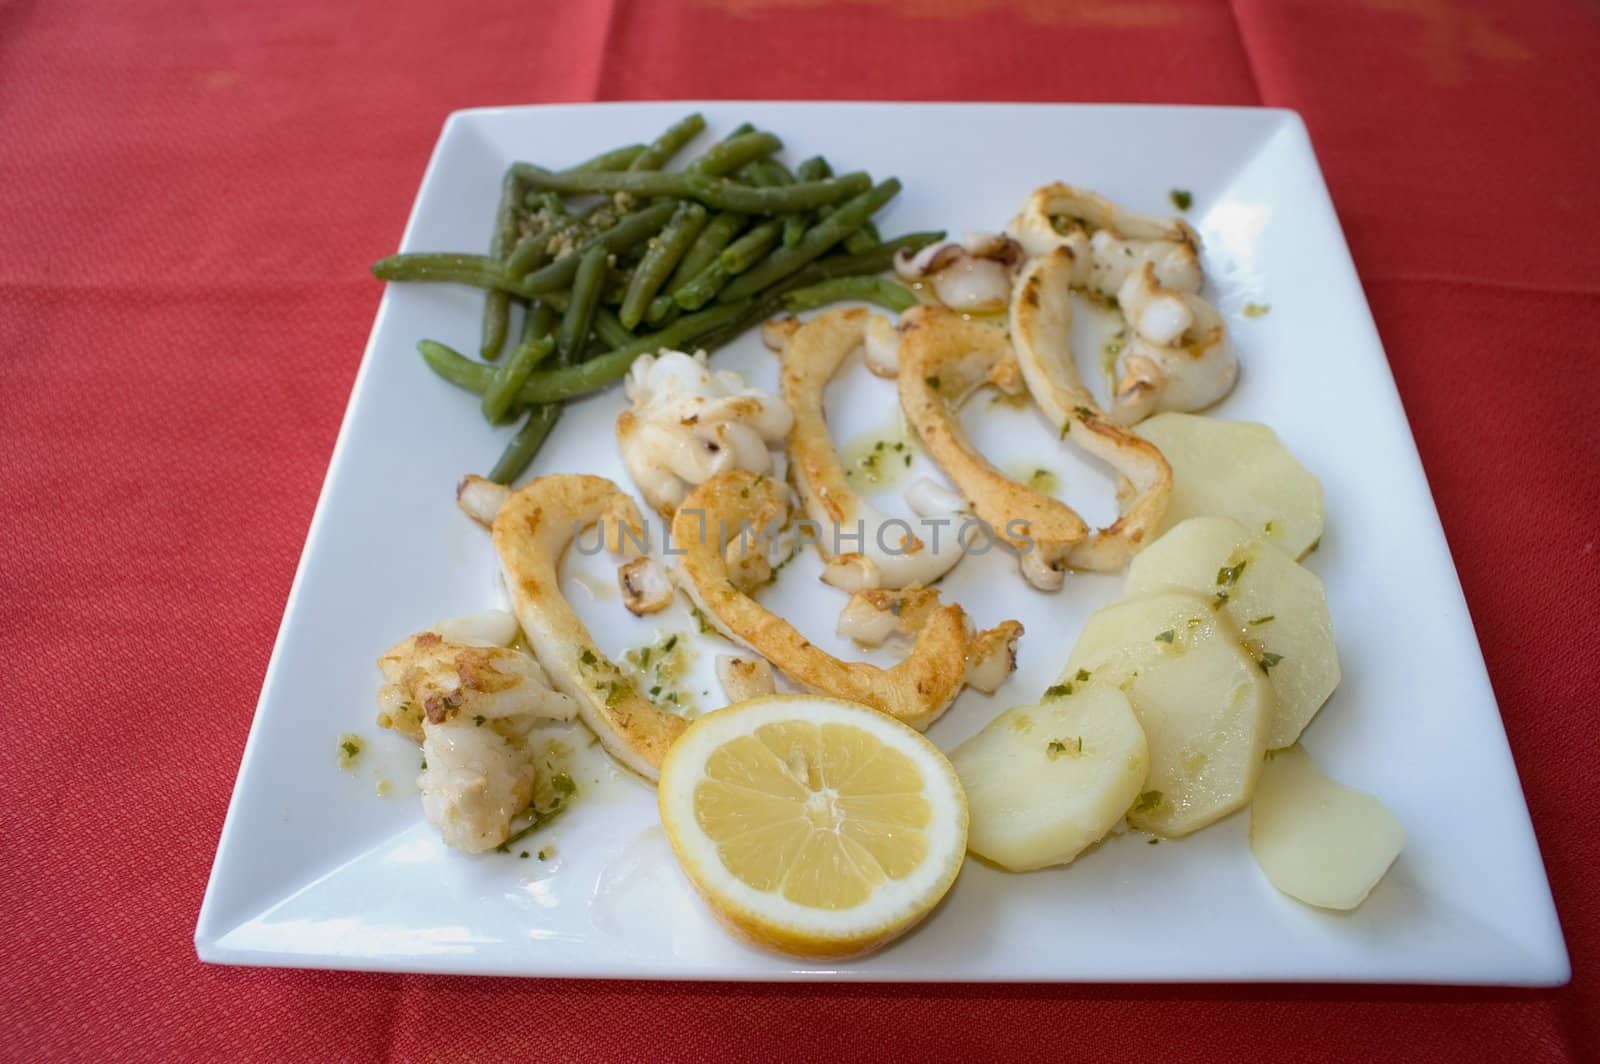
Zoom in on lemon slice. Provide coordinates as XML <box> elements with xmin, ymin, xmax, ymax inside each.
<box><xmin>658</xmin><ymin>695</ymin><xmax>968</xmax><ymax>960</ymax></box>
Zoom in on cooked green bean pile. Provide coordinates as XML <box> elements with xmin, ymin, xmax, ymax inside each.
<box><xmin>371</xmin><ymin>114</ymin><xmax>934</xmax><ymax>484</ymax></box>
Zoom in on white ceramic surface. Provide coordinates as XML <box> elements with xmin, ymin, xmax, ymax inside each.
<box><xmin>195</xmin><ymin>103</ymin><xmax>1569</xmax><ymax>984</ymax></box>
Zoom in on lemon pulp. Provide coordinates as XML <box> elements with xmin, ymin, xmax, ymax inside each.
<box><xmin>692</xmin><ymin>720</ymin><xmax>932</xmax><ymax>910</ymax></box>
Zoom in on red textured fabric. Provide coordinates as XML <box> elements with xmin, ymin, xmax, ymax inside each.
<box><xmin>4</xmin><ymin>0</ymin><xmax>1599</xmax><ymax>1059</ymax></box>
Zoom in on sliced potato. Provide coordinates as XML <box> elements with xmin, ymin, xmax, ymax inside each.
<box><xmin>1126</xmin><ymin>516</ymin><xmax>1339</xmax><ymax>748</ymax></box>
<box><xmin>1250</xmin><ymin>745</ymin><xmax>1404</xmax><ymax>910</ymax></box>
<box><xmin>951</xmin><ymin>684</ymin><xmax>1148</xmax><ymax>871</ymax></box>
<box><xmin>1064</xmin><ymin>590</ymin><xmax>1272</xmax><ymax>837</ymax></box>
<box><xmin>1136</xmin><ymin>413</ymin><xmax>1324</xmax><ymax>559</ymax></box>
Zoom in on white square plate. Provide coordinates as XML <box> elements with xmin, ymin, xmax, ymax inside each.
<box><xmin>196</xmin><ymin>103</ymin><xmax>1568</xmax><ymax>984</ymax></box>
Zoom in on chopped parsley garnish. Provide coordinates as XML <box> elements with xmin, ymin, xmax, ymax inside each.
<box><xmin>1075</xmin><ymin>669</ymin><xmax>1091</xmax><ymax>683</ymax></box>
<box><xmin>551</xmin><ymin>772</ymin><xmax>577</xmax><ymax>796</ymax></box>
<box><xmin>1169</xmin><ymin>189</ymin><xmax>1193</xmax><ymax>211</ymax></box>
<box><xmin>473</xmin><ymin>714</ymin><xmax>486</xmax><ymax>727</ymax></box>
<box><xmin>1242</xmin><ymin>302</ymin><xmax>1270</xmax><ymax>318</ymax></box>
<box><xmin>337</xmin><ymin>734</ymin><xmax>363</xmax><ymax>767</ymax></box>
<box><xmin>1044</xmin><ymin>683</ymin><xmax>1073</xmax><ymax>699</ymax></box>
<box><xmin>1307</xmin><ymin>536</ymin><xmax>1321</xmax><ymax>553</ymax></box>
<box><xmin>1263</xmin><ymin>520</ymin><xmax>1277</xmax><ymax>534</ymax></box>
<box><xmin>537</xmin><ymin>848</ymin><xmax>550</xmax><ymax>861</ymax></box>
<box><xmin>519</xmin><ymin>851</ymin><xmax>530</xmax><ymax>859</ymax></box>
<box><xmin>1259</xmin><ymin>652</ymin><xmax>1284</xmax><ymax>674</ymax></box>
<box><xmin>579</xmin><ymin>648</ymin><xmax>597</xmax><ymax>666</ymax></box>
<box><xmin>663</xmin><ymin>634</ymin><xmax>678</xmax><ymax>653</ymax></box>
<box><xmin>1146</xmin><ymin>837</ymin><xmax>1159</xmax><ymax>845</ymax></box>
<box><xmin>1249</xmin><ymin>615</ymin><xmax>1276</xmax><ymax>626</ymax></box>
<box><xmin>1154</xmin><ymin>629</ymin><xmax>1175</xmax><ymax>644</ymax></box>
<box><xmin>1216</xmin><ymin>561</ymin><xmax>1247</xmax><ymax>587</ymax></box>
<box><xmin>1131</xmin><ymin>790</ymin><xmax>1164</xmax><ymax>815</ymax></box>
<box><xmin>925</xmin><ymin>375</ymin><xmax>941</xmax><ymax>390</ymax></box>
<box><xmin>1045</xmin><ymin>737</ymin><xmax>1082</xmax><ymax>760</ymax></box>
<box><xmin>690</xmin><ymin>605</ymin><xmax>719</xmax><ymax>636</ymax></box>
<box><xmin>1213</xmin><ymin>591</ymin><xmax>1230</xmax><ymax>609</ymax></box>
<box><xmin>1073</xmin><ymin>405</ymin><xmax>1095</xmax><ymax>421</ymax></box>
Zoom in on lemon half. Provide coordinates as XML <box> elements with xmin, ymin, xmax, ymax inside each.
<box><xmin>658</xmin><ymin>695</ymin><xmax>968</xmax><ymax>960</ymax></box>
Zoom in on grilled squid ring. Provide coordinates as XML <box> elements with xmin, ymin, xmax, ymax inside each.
<box><xmin>463</xmin><ymin>473</ymin><xmax>688</xmax><ymax>781</ymax></box>
<box><xmin>1007</xmin><ymin>181</ymin><xmax>1202</xmax><ymax>297</ymax></box>
<box><xmin>1108</xmin><ymin>262</ymin><xmax>1237</xmax><ymax>423</ymax></box>
<box><xmin>896</xmin><ymin>304</ymin><xmax>1088</xmax><ymax>590</ymax></box>
<box><xmin>779</xmin><ymin>307</ymin><xmax>967</xmax><ymax>591</ymax></box>
<box><xmin>672</xmin><ymin>469</ymin><xmax>1021</xmax><ymax>731</ymax></box>
<box><xmin>1007</xmin><ymin>182</ymin><xmax>1236</xmax><ymax>423</ymax></box>
<box><xmin>1010</xmin><ymin>250</ymin><xmax>1172</xmax><ymax>571</ymax></box>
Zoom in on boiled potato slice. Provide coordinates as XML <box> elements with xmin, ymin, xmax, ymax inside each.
<box><xmin>951</xmin><ymin>684</ymin><xmax>1148</xmax><ymax>872</ymax></box>
<box><xmin>1137</xmin><ymin>413</ymin><xmax>1324</xmax><ymax>559</ymax></box>
<box><xmin>1250</xmin><ymin>745</ymin><xmax>1404</xmax><ymax>910</ymax></box>
<box><xmin>1126</xmin><ymin>516</ymin><xmax>1339</xmax><ymax>749</ymax></box>
<box><xmin>1065</xmin><ymin>591</ymin><xmax>1271</xmax><ymax>837</ymax></box>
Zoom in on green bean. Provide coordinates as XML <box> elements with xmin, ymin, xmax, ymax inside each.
<box><xmin>521</xmin><ymin>299</ymin><xmax>557</xmax><ymax>342</ymax></box>
<box><xmin>524</xmin><ymin>302</ymin><xmax>750</xmax><ymax>402</ymax></box>
<box><xmin>515</xmin><ymin>200</ymin><xmax>677</xmax><ymax>290</ymax></box>
<box><xmin>375</xmin><ymin>253</ymin><xmax>523</xmax><ymax>291</ymax></box>
<box><xmin>481</xmin><ymin>169</ymin><xmax>524</xmax><ymax>359</ymax></box>
<box><xmin>758</xmin><ymin>159</ymin><xmax>796</xmax><ymax>184</ymax></box>
<box><xmin>525</xmin><ymin>191</ymin><xmax>566</xmax><ymax>216</ymax></box>
<box><xmin>592</xmin><ymin>307</ymin><xmax>633</xmax><ymax>349</ymax></box>
<box><xmin>415</xmin><ymin>303</ymin><xmax>749</xmax><ymax>405</ymax></box>
<box><xmin>796</xmin><ymin>156</ymin><xmax>831</xmax><ymax>181</ymax></box>
<box><xmin>619</xmin><ymin>201</ymin><xmax>707</xmax><ymax>329</ymax></box>
<box><xmin>504</xmin><ymin>234</ymin><xmax>549</xmax><ymax>279</ymax></box>
<box><xmin>481</xmin><ymin>303</ymin><xmax>557</xmax><ymax>423</ymax></box>
<box><xmin>370</xmin><ymin>253</ymin><xmax>571</xmax><ymax>310</ymax></box>
<box><xmin>744</xmin><ymin>161</ymin><xmax>805</xmax><ymax>250</ymax></box>
<box><xmin>683</xmin><ymin>233</ymin><xmax>942</xmax><ymax>353</ymax></box>
<box><xmin>782</xmin><ymin>157</ymin><xmax>832</xmax><ymax>249</ymax></box>
<box><xmin>684</xmin><ymin>131</ymin><xmax>780</xmax><ymax>176</ymax></box>
<box><xmin>782</xmin><ymin>276</ymin><xmax>917</xmax><ymax>313</ymax></box>
<box><xmin>667</xmin><ymin>210</ymin><xmax>747</xmax><ymax>294</ymax></box>
<box><xmin>556</xmin><ymin>243</ymin><xmax>610</xmax><ymax>360</ymax></box>
<box><xmin>844</xmin><ymin>221</ymin><xmax>881</xmax><ymax>255</ymax></box>
<box><xmin>719</xmin><ymin>219</ymin><xmax>783</xmax><ymax>273</ymax></box>
<box><xmin>488</xmin><ymin>404</ymin><xmax>562</xmax><ymax>485</ymax></box>
<box><xmin>644</xmin><ymin>294</ymin><xmax>680</xmax><ymax>326</ymax></box>
<box><xmin>629</xmin><ymin>113</ymin><xmax>706</xmax><ymax>171</ymax></box>
<box><xmin>563</xmin><ymin>143</ymin><xmax>646</xmax><ymax>173</ymax></box>
<box><xmin>601</xmin><ymin>269</ymin><xmax>630</xmax><ymax>306</ymax></box>
<box><xmin>682</xmin><ymin>290</ymin><xmax>787</xmax><ymax>354</ymax></box>
<box><xmin>719</xmin><ymin>179</ymin><xmax>902</xmax><ymax>300</ymax></box>
<box><xmin>511</xmin><ymin>165</ymin><xmax>872</xmax><ymax>215</ymax></box>
<box><xmin>795</xmin><ymin>230</ymin><xmax>944</xmax><ymax>281</ymax></box>
<box><xmin>671</xmin><ymin>259</ymin><xmax>732</xmax><ymax>310</ymax></box>
<box><xmin>505</xmin><ymin>198</ymin><xmax>631</xmax><ymax>278</ymax></box>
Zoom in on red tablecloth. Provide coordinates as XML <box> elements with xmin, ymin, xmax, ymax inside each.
<box><xmin>5</xmin><ymin>0</ymin><xmax>1599</xmax><ymax>1059</ymax></box>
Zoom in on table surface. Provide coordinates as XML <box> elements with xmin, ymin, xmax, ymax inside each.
<box><xmin>5</xmin><ymin>0</ymin><xmax>1598</xmax><ymax>1059</ymax></box>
